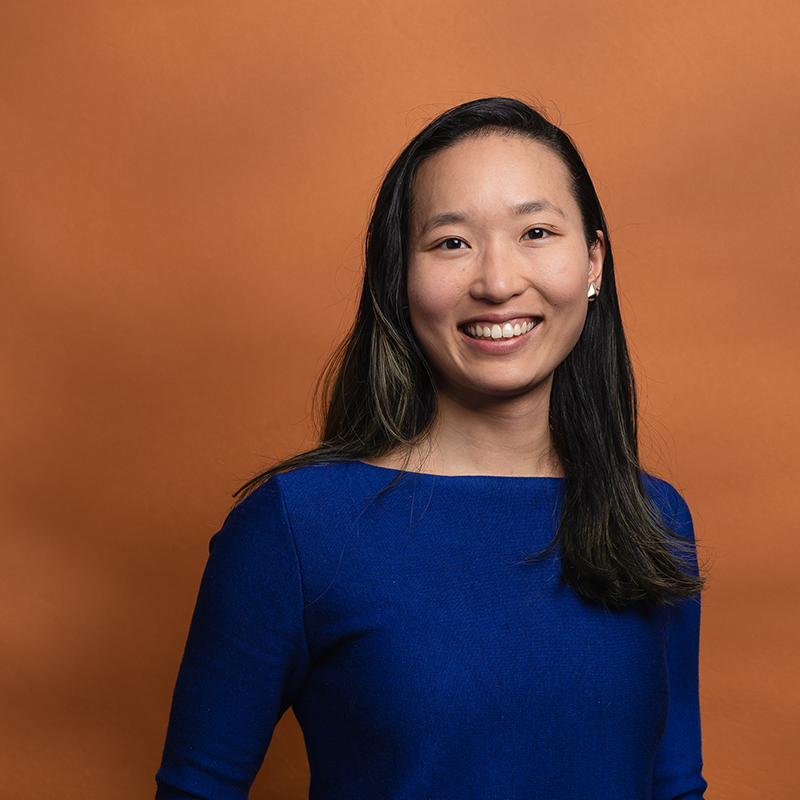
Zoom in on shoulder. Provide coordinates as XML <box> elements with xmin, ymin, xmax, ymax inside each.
<box><xmin>215</xmin><ymin>461</ymin><xmax>410</xmax><ymax>594</ymax></box>
<box><xmin>201</xmin><ymin>464</ymin><xmax>376</xmax><ymax>601</ymax></box>
<box><xmin>641</xmin><ymin>475</ymin><xmax>690</xmax><ymax>515</ymax></box>
<box><xmin>235</xmin><ymin>460</ymin><xmax>392</xmax><ymax>512</ymax></box>
<box><xmin>641</xmin><ymin>474</ymin><xmax>695</xmax><ymax>542</ymax></box>
<box><xmin>222</xmin><ymin>460</ymin><xmax>396</xmax><ymax>541</ymax></box>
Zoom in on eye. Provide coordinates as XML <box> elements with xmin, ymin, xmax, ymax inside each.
<box><xmin>436</xmin><ymin>237</ymin><xmax>469</xmax><ymax>250</ymax></box>
<box><xmin>521</xmin><ymin>228</ymin><xmax>550</xmax><ymax>241</ymax></box>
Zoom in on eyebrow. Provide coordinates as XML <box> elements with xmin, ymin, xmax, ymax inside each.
<box><xmin>417</xmin><ymin>200</ymin><xmax>566</xmax><ymax>238</ymax></box>
<box><xmin>417</xmin><ymin>212</ymin><xmax>468</xmax><ymax>238</ymax></box>
<box><xmin>514</xmin><ymin>200</ymin><xmax>566</xmax><ymax>218</ymax></box>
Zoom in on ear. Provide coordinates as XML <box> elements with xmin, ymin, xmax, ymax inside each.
<box><xmin>588</xmin><ymin>230</ymin><xmax>605</xmax><ymax>292</ymax></box>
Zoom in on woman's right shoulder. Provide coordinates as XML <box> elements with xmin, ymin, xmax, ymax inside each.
<box><xmin>206</xmin><ymin>460</ymin><xmax>403</xmax><ymax>587</ymax></box>
<box><xmin>232</xmin><ymin>459</ymin><xmax>379</xmax><ymax>509</ymax></box>
<box><xmin>216</xmin><ymin>459</ymin><xmax>397</xmax><ymax>547</ymax></box>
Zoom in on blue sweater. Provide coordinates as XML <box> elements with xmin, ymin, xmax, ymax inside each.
<box><xmin>157</xmin><ymin>461</ymin><xmax>705</xmax><ymax>799</ymax></box>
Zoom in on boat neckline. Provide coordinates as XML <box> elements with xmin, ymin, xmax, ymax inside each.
<box><xmin>354</xmin><ymin>459</ymin><xmax>564</xmax><ymax>481</ymax></box>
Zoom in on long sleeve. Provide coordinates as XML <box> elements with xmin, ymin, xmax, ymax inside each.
<box><xmin>156</xmin><ymin>480</ymin><xmax>311</xmax><ymax>800</ymax></box>
<box><xmin>651</xmin><ymin>484</ymin><xmax>707</xmax><ymax>799</ymax></box>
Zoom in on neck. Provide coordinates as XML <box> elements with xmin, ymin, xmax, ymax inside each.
<box><xmin>379</xmin><ymin>384</ymin><xmax>560</xmax><ymax>478</ymax></box>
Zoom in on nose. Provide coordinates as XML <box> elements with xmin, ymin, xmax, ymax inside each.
<box><xmin>469</xmin><ymin>241</ymin><xmax>527</xmax><ymax>303</ymax></box>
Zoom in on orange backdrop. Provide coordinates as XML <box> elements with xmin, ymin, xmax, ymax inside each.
<box><xmin>2</xmin><ymin>1</ymin><xmax>798</xmax><ymax>797</ymax></box>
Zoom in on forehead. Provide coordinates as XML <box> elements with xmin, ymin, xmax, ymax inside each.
<box><xmin>410</xmin><ymin>134</ymin><xmax>578</xmax><ymax>224</ymax></box>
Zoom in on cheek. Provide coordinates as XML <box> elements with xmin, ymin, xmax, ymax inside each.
<box><xmin>406</xmin><ymin>266</ymin><xmax>460</xmax><ymax>331</ymax></box>
<box><xmin>535</xmin><ymin>255</ymin><xmax>592</xmax><ymax>307</ymax></box>
<box><xmin>549</xmin><ymin>286</ymin><xmax>589</xmax><ymax>312</ymax></box>
<box><xmin>555</xmin><ymin>291</ymin><xmax>590</xmax><ymax>355</ymax></box>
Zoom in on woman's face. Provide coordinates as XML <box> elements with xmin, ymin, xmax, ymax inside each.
<box><xmin>406</xmin><ymin>133</ymin><xmax>604</xmax><ymax>409</ymax></box>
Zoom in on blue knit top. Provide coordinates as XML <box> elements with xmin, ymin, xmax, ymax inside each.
<box><xmin>156</xmin><ymin>461</ymin><xmax>705</xmax><ymax>799</ymax></box>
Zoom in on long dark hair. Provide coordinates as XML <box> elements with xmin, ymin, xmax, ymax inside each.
<box><xmin>238</xmin><ymin>97</ymin><xmax>703</xmax><ymax>607</ymax></box>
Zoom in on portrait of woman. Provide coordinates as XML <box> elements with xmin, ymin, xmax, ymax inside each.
<box><xmin>155</xmin><ymin>97</ymin><xmax>706</xmax><ymax>799</ymax></box>
<box><xmin>5</xmin><ymin>4</ymin><xmax>799</xmax><ymax>798</ymax></box>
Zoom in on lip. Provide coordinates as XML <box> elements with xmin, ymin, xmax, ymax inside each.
<box><xmin>459</xmin><ymin>312</ymin><xmax>541</xmax><ymax>326</ymax></box>
<box><xmin>460</xmin><ymin>317</ymin><xmax>541</xmax><ymax>352</ymax></box>
<box><xmin>459</xmin><ymin>314</ymin><xmax>541</xmax><ymax>341</ymax></box>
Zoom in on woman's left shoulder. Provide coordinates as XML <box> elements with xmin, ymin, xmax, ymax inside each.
<box><xmin>641</xmin><ymin>474</ymin><xmax>694</xmax><ymax>539</ymax></box>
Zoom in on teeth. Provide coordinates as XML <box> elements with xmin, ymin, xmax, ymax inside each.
<box><xmin>466</xmin><ymin>320</ymin><xmax>536</xmax><ymax>340</ymax></box>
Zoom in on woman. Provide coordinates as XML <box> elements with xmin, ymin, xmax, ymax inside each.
<box><xmin>156</xmin><ymin>98</ymin><xmax>706</xmax><ymax>799</ymax></box>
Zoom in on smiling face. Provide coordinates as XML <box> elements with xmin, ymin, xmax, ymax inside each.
<box><xmin>406</xmin><ymin>133</ymin><xmax>604</xmax><ymax>410</ymax></box>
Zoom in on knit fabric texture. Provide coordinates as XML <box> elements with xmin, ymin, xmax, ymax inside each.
<box><xmin>156</xmin><ymin>461</ymin><xmax>706</xmax><ymax>799</ymax></box>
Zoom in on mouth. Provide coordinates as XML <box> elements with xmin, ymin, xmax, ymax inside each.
<box><xmin>462</xmin><ymin>318</ymin><xmax>540</xmax><ymax>341</ymax></box>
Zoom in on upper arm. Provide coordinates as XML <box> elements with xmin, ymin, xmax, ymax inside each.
<box><xmin>651</xmin><ymin>483</ymin><xmax>707</xmax><ymax>799</ymax></box>
<box><xmin>156</xmin><ymin>480</ymin><xmax>311</xmax><ymax>800</ymax></box>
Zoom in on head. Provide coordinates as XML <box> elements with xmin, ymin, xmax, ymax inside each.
<box><xmin>330</xmin><ymin>97</ymin><xmax>625</xmax><ymax>454</ymax></box>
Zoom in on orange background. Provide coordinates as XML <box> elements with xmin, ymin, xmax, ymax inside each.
<box><xmin>2</xmin><ymin>1</ymin><xmax>798</xmax><ymax>797</ymax></box>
